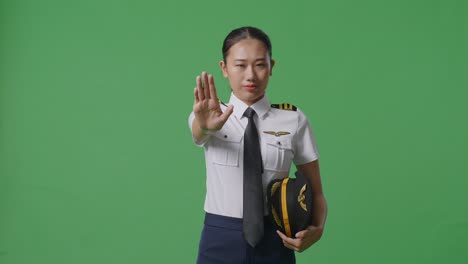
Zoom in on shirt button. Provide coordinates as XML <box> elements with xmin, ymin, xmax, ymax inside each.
<box><xmin>277</xmin><ymin>142</ymin><xmax>281</xmax><ymax>145</ymax></box>
<box><xmin>224</xmin><ymin>135</ymin><xmax>228</xmax><ymax>138</ymax></box>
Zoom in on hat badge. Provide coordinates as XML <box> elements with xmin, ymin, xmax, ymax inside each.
<box><xmin>298</xmin><ymin>184</ymin><xmax>308</xmax><ymax>212</ymax></box>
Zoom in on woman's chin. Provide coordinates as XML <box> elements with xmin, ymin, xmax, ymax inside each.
<box><xmin>236</xmin><ymin>92</ymin><xmax>265</xmax><ymax>105</ymax></box>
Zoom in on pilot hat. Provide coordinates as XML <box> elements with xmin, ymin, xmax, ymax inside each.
<box><xmin>267</xmin><ymin>171</ymin><xmax>313</xmax><ymax>238</ymax></box>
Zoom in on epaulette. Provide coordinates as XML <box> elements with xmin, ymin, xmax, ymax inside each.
<box><xmin>271</xmin><ymin>103</ymin><xmax>297</xmax><ymax>111</ymax></box>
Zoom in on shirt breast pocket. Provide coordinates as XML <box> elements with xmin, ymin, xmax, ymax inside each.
<box><xmin>211</xmin><ymin>130</ymin><xmax>242</xmax><ymax>167</ymax></box>
<box><xmin>263</xmin><ymin>136</ymin><xmax>294</xmax><ymax>172</ymax></box>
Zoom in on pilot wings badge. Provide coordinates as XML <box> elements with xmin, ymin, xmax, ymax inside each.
<box><xmin>263</xmin><ymin>131</ymin><xmax>291</xmax><ymax>137</ymax></box>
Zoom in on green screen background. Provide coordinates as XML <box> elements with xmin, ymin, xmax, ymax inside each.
<box><xmin>1</xmin><ymin>0</ymin><xmax>467</xmax><ymax>263</ymax></box>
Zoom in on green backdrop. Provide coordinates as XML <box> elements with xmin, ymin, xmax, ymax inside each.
<box><xmin>1</xmin><ymin>0</ymin><xmax>467</xmax><ymax>263</ymax></box>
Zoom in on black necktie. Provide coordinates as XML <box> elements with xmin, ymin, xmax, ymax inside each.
<box><xmin>243</xmin><ymin>107</ymin><xmax>264</xmax><ymax>247</ymax></box>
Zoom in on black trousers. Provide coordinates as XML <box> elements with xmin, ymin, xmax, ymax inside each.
<box><xmin>197</xmin><ymin>213</ymin><xmax>295</xmax><ymax>264</ymax></box>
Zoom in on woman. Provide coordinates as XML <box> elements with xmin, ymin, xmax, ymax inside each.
<box><xmin>189</xmin><ymin>26</ymin><xmax>327</xmax><ymax>264</ymax></box>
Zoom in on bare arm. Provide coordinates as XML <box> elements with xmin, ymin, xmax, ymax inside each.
<box><xmin>277</xmin><ymin>160</ymin><xmax>328</xmax><ymax>252</ymax></box>
<box><xmin>191</xmin><ymin>71</ymin><xmax>233</xmax><ymax>142</ymax></box>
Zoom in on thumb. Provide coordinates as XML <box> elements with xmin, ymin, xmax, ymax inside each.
<box><xmin>295</xmin><ymin>230</ymin><xmax>308</xmax><ymax>239</ymax></box>
<box><xmin>220</xmin><ymin>105</ymin><xmax>234</xmax><ymax>122</ymax></box>
<box><xmin>296</xmin><ymin>225</ymin><xmax>321</xmax><ymax>238</ymax></box>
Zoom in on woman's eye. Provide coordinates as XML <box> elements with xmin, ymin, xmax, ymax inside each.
<box><xmin>256</xmin><ymin>64</ymin><xmax>266</xmax><ymax>67</ymax></box>
<box><xmin>236</xmin><ymin>65</ymin><xmax>245</xmax><ymax>67</ymax></box>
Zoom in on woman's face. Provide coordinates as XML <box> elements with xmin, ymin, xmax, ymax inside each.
<box><xmin>220</xmin><ymin>38</ymin><xmax>275</xmax><ymax>106</ymax></box>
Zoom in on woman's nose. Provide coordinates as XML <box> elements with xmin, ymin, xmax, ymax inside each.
<box><xmin>245</xmin><ymin>66</ymin><xmax>256</xmax><ymax>80</ymax></box>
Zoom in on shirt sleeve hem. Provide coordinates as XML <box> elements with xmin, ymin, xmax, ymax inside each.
<box><xmin>293</xmin><ymin>155</ymin><xmax>319</xmax><ymax>166</ymax></box>
<box><xmin>192</xmin><ymin>134</ymin><xmax>209</xmax><ymax>147</ymax></box>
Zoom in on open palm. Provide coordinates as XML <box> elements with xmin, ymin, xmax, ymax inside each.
<box><xmin>193</xmin><ymin>72</ymin><xmax>233</xmax><ymax>132</ymax></box>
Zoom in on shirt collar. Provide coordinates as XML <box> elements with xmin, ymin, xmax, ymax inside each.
<box><xmin>229</xmin><ymin>92</ymin><xmax>271</xmax><ymax>120</ymax></box>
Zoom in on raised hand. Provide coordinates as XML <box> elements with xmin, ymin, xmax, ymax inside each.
<box><xmin>193</xmin><ymin>72</ymin><xmax>233</xmax><ymax>133</ymax></box>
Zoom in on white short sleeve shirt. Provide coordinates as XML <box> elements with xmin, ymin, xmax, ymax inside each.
<box><xmin>188</xmin><ymin>93</ymin><xmax>319</xmax><ymax>218</ymax></box>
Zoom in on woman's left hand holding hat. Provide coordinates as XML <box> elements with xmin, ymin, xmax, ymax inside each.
<box><xmin>277</xmin><ymin>225</ymin><xmax>324</xmax><ymax>252</ymax></box>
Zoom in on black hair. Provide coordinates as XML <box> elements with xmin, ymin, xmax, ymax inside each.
<box><xmin>222</xmin><ymin>26</ymin><xmax>272</xmax><ymax>62</ymax></box>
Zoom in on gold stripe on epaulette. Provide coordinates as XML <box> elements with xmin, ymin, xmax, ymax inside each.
<box><xmin>271</xmin><ymin>103</ymin><xmax>297</xmax><ymax>111</ymax></box>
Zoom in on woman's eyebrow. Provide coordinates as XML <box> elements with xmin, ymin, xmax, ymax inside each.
<box><xmin>233</xmin><ymin>58</ymin><xmax>267</xmax><ymax>61</ymax></box>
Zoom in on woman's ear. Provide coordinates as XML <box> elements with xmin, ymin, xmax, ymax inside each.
<box><xmin>219</xmin><ymin>60</ymin><xmax>228</xmax><ymax>77</ymax></box>
<box><xmin>270</xmin><ymin>59</ymin><xmax>276</xmax><ymax>76</ymax></box>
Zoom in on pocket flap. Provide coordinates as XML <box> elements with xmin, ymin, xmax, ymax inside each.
<box><xmin>212</xmin><ymin>129</ymin><xmax>242</xmax><ymax>143</ymax></box>
<box><xmin>264</xmin><ymin>136</ymin><xmax>293</xmax><ymax>150</ymax></box>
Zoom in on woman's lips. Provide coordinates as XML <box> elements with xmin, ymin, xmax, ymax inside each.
<box><xmin>243</xmin><ymin>85</ymin><xmax>257</xmax><ymax>91</ymax></box>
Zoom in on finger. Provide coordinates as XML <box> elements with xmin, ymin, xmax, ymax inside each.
<box><xmin>277</xmin><ymin>231</ymin><xmax>302</xmax><ymax>251</ymax></box>
<box><xmin>194</xmin><ymin>87</ymin><xmax>199</xmax><ymax>104</ymax></box>
<box><xmin>278</xmin><ymin>232</ymin><xmax>302</xmax><ymax>248</ymax></box>
<box><xmin>282</xmin><ymin>240</ymin><xmax>299</xmax><ymax>252</ymax></box>
<box><xmin>295</xmin><ymin>230</ymin><xmax>308</xmax><ymax>239</ymax></box>
<box><xmin>299</xmin><ymin>225</ymin><xmax>323</xmax><ymax>240</ymax></box>
<box><xmin>295</xmin><ymin>224</ymin><xmax>320</xmax><ymax>238</ymax></box>
<box><xmin>277</xmin><ymin>230</ymin><xmax>297</xmax><ymax>243</ymax></box>
<box><xmin>202</xmin><ymin>72</ymin><xmax>211</xmax><ymax>99</ymax></box>
<box><xmin>208</xmin><ymin>74</ymin><xmax>218</xmax><ymax>100</ymax></box>
<box><xmin>287</xmin><ymin>238</ymin><xmax>302</xmax><ymax>248</ymax></box>
<box><xmin>196</xmin><ymin>75</ymin><xmax>204</xmax><ymax>100</ymax></box>
<box><xmin>277</xmin><ymin>230</ymin><xmax>288</xmax><ymax>240</ymax></box>
<box><xmin>277</xmin><ymin>230</ymin><xmax>295</xmax><ymax>241</ymax></box>
<box><xmin>219</xmin><ymin>105</ymin><xmax>234</xmax><ymax>122</ymax></box>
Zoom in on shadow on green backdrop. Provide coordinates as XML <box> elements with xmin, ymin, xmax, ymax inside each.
<box><xmin>1</xmin><ymin>0</ymin><xmax>467</xmax><ymax>263</ymax></box>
